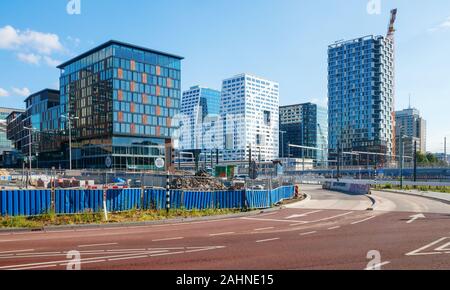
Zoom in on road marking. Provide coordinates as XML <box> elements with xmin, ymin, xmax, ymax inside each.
<box><xmin>243</xmin><ymin>217</ymin><xmax>307</xmax><ymax>224</ymax></box>
<box><xmin>406</xmin><ymin>237</ymin><xmax>450</xmax><ymax>256</ymax></box>
<box><xmin>12</xmin><ymin>264</ymin><xmax>58</xmax><ymax>271</ymax></box>
<box><xmin>328</xmin><ymin>226</ymin><xmax>341</xmax><ymax>230</ymax></box>
<box><xmin>0</xmin><ymin>246</ymin><xmax>224</xmax><ymax>270</ymax></box>
<box><xmin>351</xmin><ymin>215</ymin><xmax>377</xmax><ymax>225</ymax></box>
<box><xmin>285</xmin><ymin>210</ymin><xmax>323</xmax><ymax>219</ymax></box>
<box><xmin>209</xmin><ymin>232</ymin><xmax>235</xmax><ymax>237</ymax></box>
<box><xmin>256</xmin><ymin>238</ymin><xmax>280</xmax><ymax>243</ymax></box>
<box><xmin>78</xmin><ymin>243</ymin><xmax>118</xmax><ymax>248</ymax></box>
<box><xmin>300</xmin><ymin>231</ymin><xmax>317</xmax><ymax>236</ymax></box>
<box><xmin>406</xmin><ymin>213</ymin><xmax>426</xmax><ymax>224</ymax></box>
<box><xmin>365</xmin><ymin>261</ymin><xmax>391</xmax><ymax>270</ymax></box>
<box><xmin>254</xmin><ymin>227</ymin><xmax>275</xmax><ymax>231</ymax></box>
<box><xmin>290</xmin><ymin>211</ymin><xmax>354</xmax><ymax>226</ymax></box>
<box><xmin>152</xmin><ymin>237</ymin><xmax>184</xmax><ymax>242</ymax></box>
<box><xmin>0</xmin><ymin>249</ymin><xmax>34</xmax><ymax>255</ymax></box>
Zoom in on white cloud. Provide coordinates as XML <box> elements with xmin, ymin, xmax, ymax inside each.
<box><xmin>0</xmin><ymin>88</ymin><xmax>9</xmax><ymax>97</ymax></box>
<box><xmin>17</xmin><ymin>52</ymin><xmax>41</xmax><ymax>65</ymax></box>
<box><xmin>429</xmin><ymin>16</ymin><xmax>450</xmax><ymax>32</ymax></box>
<box><xmin>12</xmin><ymin>87</ymin><xmax>31</xmax><ymax>97</ymax></box>
<box><xmin>0</xmin><ymin>25</ymin><xmax>63</xmax><ymax>54</ymax></box>
<box><xmin>43</xmin><ymin>56</ymin><xmax>61</xmax><ymax>67</ymax></box>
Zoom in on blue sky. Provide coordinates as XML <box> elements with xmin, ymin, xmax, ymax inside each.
<box><xmin>0</xmin><ymin>0</ymin><xmax>449</xmax><ymax>152</ymax></box>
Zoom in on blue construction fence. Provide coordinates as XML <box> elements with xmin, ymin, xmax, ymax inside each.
<box><xmin>0</xmin><ymin>185</ymin><xmax>295</xmax><ymax>217</ymax></box>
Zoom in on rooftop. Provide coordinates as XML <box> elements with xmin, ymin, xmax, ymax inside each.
<box><xmin>57</xmin><ymin>40</ymin><xmax>184</xmax><ymax>69</ymax></box>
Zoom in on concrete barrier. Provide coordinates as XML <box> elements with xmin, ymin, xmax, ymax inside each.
<box><xmin>323</xmin><ymin>181</ymin><xmax>371</xmax><ymax>195</ymax></box>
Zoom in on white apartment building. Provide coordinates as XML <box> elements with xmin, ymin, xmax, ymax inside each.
<box><xmin>220</xmin><ymin>73</ymin><xmax>279</xmax><ymax>162</ymax></box>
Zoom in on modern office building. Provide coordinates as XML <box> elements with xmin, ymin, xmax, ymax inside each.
<box><xmin>395</xmin><ymin>107</ymin><xmax>427</xmax><ymax>159</ymax></box>
<box><xmin>6</xmin><ymin>110</ymin><xmax>25</xmax><ymax>152</ymax></box>
<box><xmin>328</xmin><ymin>35</ymin><xmax>395</xmax><ymax>165</ymax></box>
<box><xmin>179</xmin><ymin>86</ymin><xmax>221</xmax><ymax>151</ymax></box>
<box><xmin>279</xmin><ymin>103</ymin><xmax>328</xmax><ymax>165</ymax></box>
<box><xmin>1</xmin><ymin>107</ymin><xmax>23</xmax><ymax>154</ymax></box>
<box><xmin>57</xmin><ymin>40</ymin><xmax>183</xmax><ymax>170</ymax></box>
<box><xmin>220</xmin><ymin>73</ymin><xmax>279</xmax><ymax>162</ymax></box>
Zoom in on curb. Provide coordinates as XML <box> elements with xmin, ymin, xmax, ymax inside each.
<box><xmin>0</xmin><ymin>206</ymin><xmax>286</xmax><ymax>234</ymax></box>
<box><xmin>374</xmin><ymin>189</ymin><xmax>450</xmax><ymax>205</ymax></box>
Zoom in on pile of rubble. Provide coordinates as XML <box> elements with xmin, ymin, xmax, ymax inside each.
<box><xmin>171</xmin><ymin>172</ymin><xmax>227</xmax><ymax>191</ymax></box>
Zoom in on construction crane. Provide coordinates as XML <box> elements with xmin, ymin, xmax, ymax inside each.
<box><xmin>387</xmin><ymin>8</ymin><xmax>398</xmax><ymax>39</ymax></box>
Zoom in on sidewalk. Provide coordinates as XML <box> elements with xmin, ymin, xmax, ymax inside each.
<box><xmin>375</xmin><ymin>188</ymin><xmax>450</xmax><ymax>204</ymax></box>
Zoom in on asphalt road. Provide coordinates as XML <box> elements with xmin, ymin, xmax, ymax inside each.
<box><xmin>0</xmin><ymin>185</ymin><xmax>449</xmax><ymax>270</ymax></box>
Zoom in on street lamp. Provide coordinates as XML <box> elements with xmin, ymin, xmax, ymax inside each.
<box><xmin>61</xmin><ymin>114</ymin><xmax>79</xmax><ymax>171</ymax></box>
<box><xmin>280</xmin><ymin>130</ymin><xmax>287</xmax><ymax>158</ymax></box>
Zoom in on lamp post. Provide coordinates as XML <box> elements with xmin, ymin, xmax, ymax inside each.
<box><xmin>280</xmin><ymin>130</ymin><xmax>286</xmax><ymax>158</ymax></box>
<box><xmin>61</xmin><ymin>114</ymin><xmax>79</xmax><ymax>171</ymax></box>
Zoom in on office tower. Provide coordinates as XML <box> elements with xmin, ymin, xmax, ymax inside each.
<box><xmin>395</xmin><ymin>107</ymin><xmax>427</xmax><ymax>158</ymax></box>
<box><xmin>58</xmin><ymin>40</ymin><xmax>183</xmax><ymax>169</ymax></box>
<box><xmin>279</xmin><ymin>103</ymin><xmax>328</xmax><ymax>165</ymax></box>
<box><xmin>180</xmin><ymin>86</ymin><xmax>221</xmax><ymax>151</ymax></box>
<box><xmin>220</xmin><ymin>73</ymin><xmax>279</xmax><ymax>162</ymax></box>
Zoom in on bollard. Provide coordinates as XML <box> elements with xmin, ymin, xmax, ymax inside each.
<box><xmin>166</xmin><ymin>172</ymin><xmax>170</xmax><ymax>215</ymax></box>
<box><xmin>103</xmin><ymin>186</ymin><xmax>108</xmax><ymax>221</ymax></box>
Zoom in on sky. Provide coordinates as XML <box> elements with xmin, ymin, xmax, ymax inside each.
<box><xmin>0</xmin><ymin>0</ymin><xmax>449</xmax><ymax>152</ymax></box>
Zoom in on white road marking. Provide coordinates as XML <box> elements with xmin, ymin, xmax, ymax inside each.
<box><xmin>78</xmin><ymin>243</ymin><xmax>118</xmax><ymax>248</ymax></box>
<box><xmin>0</xmin><ymin>249</ymin><xmax>34</xmax><ymax>255</ymax></box>
<box><xmin>152</xmin><ymin>237</ymin><xmax>184</xmax><ymax>242</ymax></box>
<box><xmin>209</xmin><ymin>232</ymin><xmax>235</xmax><ymax>237</ymax></box>
<box><xmin>300</xmin><ymin>231</ymin><xmax>317</xmax><ymax>236</ymax></box>
<box><xmin>254</xmin><ymin>227</ymin><xmax>275</xmax><ymax>231</ymax></box>
<box><xmin>365</xmin><ymin>261</ymin><xmax>391</xmax><ymax>270</ymax></box>
<box><xmin>351</xmin><ymin>216</ymin><xmax>378</xmax><ymax>225</ymax></box>
<box><xmin>406</xmin><ymin>214</ymin><xmax>426</xmax><ymax>224</ymax></box>
<box><xmin>290</xmin><ymin>211</ymin><xmax>354</xmax><ymax>226</ymax></box>
<box><xmin>1</xmin><ymin>246</ymin><xmax>224</xmax><ymax>270</ymax></box>
<box><xmin>285</xmin><ymin>210</ymin><xmax>323</xmax><ymax>219</ymax></box>
<box><xmin>328</xmin><ymin>226</ymin><xmax>341</xmax><ymax>230</ymax></box>
<box><xmin>243</xmin><ymin>217</ymin><xmax>307</xmax><ymax>224</ymax></box>
<box><xmin>406</xmin><ymin>237</ymin><xmax>450</xmax><ymax>256</ymax></box>
<box><xmin>256</xmin><ymin>238</ymin><xmax>280</xmax><ymax>243</ymax></box>
<box><xmin>12</xmin><ymin>264</ymin><xmax>58</xmax><ymax>271</ymax></box>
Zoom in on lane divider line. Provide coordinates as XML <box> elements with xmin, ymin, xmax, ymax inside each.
<box><xmin>300</xmin><ymin>231</ymin><xmax>317</xmax><ymax>236</ymax></box>
<box><xmin>351</xmin><ymin>216</ymin><xmax>378</xmax><ymax>225</ymax></box>
<box><xmin>254</xmin><ymin>227</ymin><xmax>275</xmax><ymax>231</ymax></box>
<box><xmin>256</xmin><ymin>238</ymin><xmax>280</xmax><ymax>243</ymax></box>
<box><xmin>328</xmin><ymin>226</ymin><xmax>341</xmax><ymax>230</ymax></box>
<box><xmin>78</xmin><ymin>243</ymin><xmax>118</xmax><ymax>248</ymax></box>
<box><xmin>209</xmin><ymin>232</ymin><xmax>235</xmax><ymax>237</ymax></box>
<box><xmin>152</xmin><ymin>237</ymin><xmax>184</xmax><ymax>242</ymax></box>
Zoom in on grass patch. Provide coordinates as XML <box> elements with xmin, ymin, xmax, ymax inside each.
<box><xmin>373</xmin><ymin>184</ymin><xmax>450</xmax><ymax>193</ymax></box>
<box><xmin>0</xmin><ymin>208</ymin><xmax>242</xmax><ymax>229</ymax></box>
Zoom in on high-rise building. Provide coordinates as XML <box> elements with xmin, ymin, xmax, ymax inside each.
<box><xmin>179</xmin><ymin>86</ymin><xmax>221</xmax><ymax>151</ymax></box>
<box><xmin>279</xmin><ymin>103</ymin><xmax>328</xmax><ymax>165</ymax></box>
<box><xmin>328</xmin><ymin>35</ymin><xmax>395</xmax><ymax>165</ymax></box>
<box><xmin>58</xmin><ymin>40</ymin><xmax>183</xmax><ymax>170</ymax></box>
<box><xmin>1</xmin><ymin>107</ymin><xmax>24</xmax><ymax>154</ymax></box>
<box><xmin>395</xmin><ymin>107</ymin><xmax>427</xmax><ymax>158</ymax></box>
<box><xmin>220</xmin><ymin>73</ymin><xmax>279</xmax><ymax>162</ymax></box>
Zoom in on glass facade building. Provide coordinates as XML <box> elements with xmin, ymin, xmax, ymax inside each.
<box><xmin>279</xmin><ymin>103</ymin><xmax>328</xmax><ymax>165</ymax></box>
<box><xmin>328</xmin><ymin>35</ymin><xmax>395</xmax><ymax>165</ymax></box>
<box><xmin>58</xmin><ymin>40</ymin><xmax>183</xmax><ymax>170</ymax></box>
<box><xmin>180</xmin><ymin>86</ymin><xmax>221</xmax><ymax>151</ymax></box>
<box><xmin>1</xmin><ymin>108</ymin><xmax>23</xmax><ymax>154</ymax></box>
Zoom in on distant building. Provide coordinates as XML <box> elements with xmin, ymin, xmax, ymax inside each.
<box><xmin>220</xmin><ymin>73</ymin><xmax>279</xmax><ymax>162</ymax></box>
<box><xmin>328</xmin><ymin>35</ymin><xmax>395</xmax><ymax>165</ymax></box>
<box><xmin>395</xmin><ymin>107</ymin><xmax>426</xmax><ymax>159</ymax></box>
<box><xmin>279</xmin><ymin>103</ymin><xmax>328</xmax><ymax>165</ymax></box>
<box><xmin>1</xmin><ymin>107</ymin><xmax>24</xmax><ymax>154</ymax></box>
<box><xmin>180</xmin><ymin>86</ymin><xmax>221</xmax><ymax>151</ymax></box>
